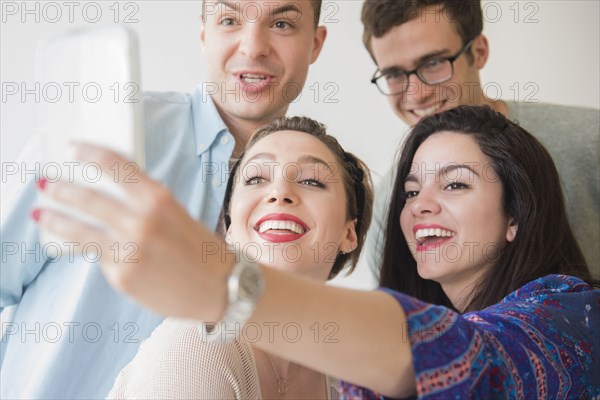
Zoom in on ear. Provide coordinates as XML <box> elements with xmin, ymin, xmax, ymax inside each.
<box><xmin>225</xmin><ymin>226</ymin><xmax>233</xmax><ymax>245</ymax></box>
<box><xmin>506</xmin><ymin>218</ymin><xmax>518</xmax><ymax>243</ymax></box>
<box><xmin>310</xmin><ymin>26</ymin><xmax>328</xmax><ymax>64</ymax></box>
<box><xmin>472</xmin><ymin>34</ymin><xmax>489</xmax><ymax>69</ymax></box>
<box><xmin>340</xmin><ymin>219</ymin><xmax>359</xmax><ymax>254</ymax></box>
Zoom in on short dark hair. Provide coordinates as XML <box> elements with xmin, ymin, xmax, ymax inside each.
<box><xmin>379</xmin><ymin>105</ymin><xmax>593</xmax><ymax>312</ymax></box>
<box><xmin>202</xmin><ymin>0</ymin><xmax>323</xmax><ymax>27</ymax></box>
<box><xmin>361</xmin><ymin>0</ymin><xmax>483</xmax><ymax>63</ymax></box>
<box><xmin>224</xmin><ymin>116</ymin><xmax>373</xmax><ymax>280</ymax></box>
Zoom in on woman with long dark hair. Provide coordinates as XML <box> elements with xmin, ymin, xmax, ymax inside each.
<box><xmin>379</xmin><ymin>105</ymin><xmax>592</xmax><ymax>312</ymax></box>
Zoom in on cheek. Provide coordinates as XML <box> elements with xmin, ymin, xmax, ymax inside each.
<box><xmin>441</xmin><ymin>82</ymin><xmax>460</xmax><ymax>102</ymax></box>
<box><xmin>283</xmin><ymin>52</ymin><xmax>310</xmax><ymax>83</ymax></box>
<box><xmin>228</xmin><ymin>194</ymin><xmax>253</xmax><ymax>231</ymax></box>
<box><xmin>389</xmin><ymin>95</ymin><xmax>401</xmax><ymax>110</ymax></box>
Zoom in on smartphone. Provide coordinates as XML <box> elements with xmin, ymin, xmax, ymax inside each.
<box><xmin>36</xmin><ymin>25</ymin><xmax>144</xmax><ymax>253</ymax></box>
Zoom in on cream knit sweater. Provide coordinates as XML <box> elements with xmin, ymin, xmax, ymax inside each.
<box><xmin>107</xmin><ymin>318</ymin><xmax>339</xmax><ymax>399</ymax></box>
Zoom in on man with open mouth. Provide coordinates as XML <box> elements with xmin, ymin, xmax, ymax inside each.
<box><xmin>0</xmin><ymin>1</ymin><xmax>327</xmax><ymax>399</ymax></box>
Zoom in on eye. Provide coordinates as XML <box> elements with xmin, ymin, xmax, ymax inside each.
<box><xmin>421</xmin><ymin>58</ymin><xmax>445</xmax><ymax>70</ymax></box>
<box><xmin>219</xmin><ymin>17</ymin><xmax>236</xmax><ymax>26</ymax></box>
<box><xmin>385</xmin><ymin>70</ymin><xmax>404</xmax><ymax>82</ymax></box>
<box><xmin>405</xmin><ymin>190</ymin><xmax>419</xmax><ymax>199</ymax></box>
<box><xmin>445</xmin><ymin>182</ymin><xmax>470</xmax><ymax>191</ymax></box>
<box><xmin>245</xmin><ymin>176</ymin><xmax>264</xmax><ymax>185</ymax></box>
<box><xmin>299</xmin><ymin>179</ymin><xmax>325</xmax><ymax>188</ymax></box>
<box><xmin>273</xmin><ymin>20</ymin><xmax>293</xmax><ymax>29</ymax></box>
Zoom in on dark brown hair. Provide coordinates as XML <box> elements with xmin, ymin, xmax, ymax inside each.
<box><xmin>361</xmin><ymin>0</ymin><xmax>483</xmax><ymax>63</ymax></box>
<box><xmin>202</xmin><ymin>0</ymin><xmax>323</xmax><ymax>27</ymax></box>
<box><xmin>224</xmin><ymin>116</ymin><xmax>374</xmax><ymax>280</ymax></box>
<box><xmin>379</xmin><ymin>105</ymin><xmax>593</xmax><ymax>312</ymax></box>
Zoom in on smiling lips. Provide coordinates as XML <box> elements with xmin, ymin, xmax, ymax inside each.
<box><xmin>411</xmin><ymin>101</ymin><xmax>445</xmax><ymax>119</ymax></box>
<box><xmin>238</xmin><ymin>72</ymin><xmax>273</xmax><ymax>92</ymax></box>
<box><xmin>241</xmin><ymin>73</ymin><xmax>268</xmax><ymax>83</ymax></box>
<box><xmin>254</xmin><ymin>213</ymin><xmax>309</xmax><ymax>243</ymax></box>
<box><xmin>413</xmin><ymin>225</ymin><xmax>455</xmax><ymax>251</ymax></box>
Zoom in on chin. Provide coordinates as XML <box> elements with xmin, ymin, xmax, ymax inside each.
<box><xmin>233</xmin><ymin>104</ymin><xmax>283</xmax><ymax>122</ymax></box>
<box><xmin>416</xmin><ymin>264</ymin><xmax>442</xmax><ymax>282</ymax></box>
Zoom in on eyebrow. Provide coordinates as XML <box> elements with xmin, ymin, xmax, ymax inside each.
<box><xmin>242</xmin><ymin>153</ymin><xmax>333</xmax><ymax>172</ymax></box>
<box><xmin>297</xmin><ymin>155</ymin><xmax>333</xmax><ymax>172</ymax></box>
<box><xmin>218</xmin><ymin>1</ymin><xmax>239</xmax><ymax>11</ymax></box>
<box><xmin>244</xmin><ymin>152</ymin><xmax>275</xmax><ymax>166</ymax></box>
<box><xmin>217</xmin><ymin>1</ymin><xmax>301</xmax><ymax>17</ymax></box>
<box><xmin>272</xmin><ymin>3</ymin><xmax>301</xmax><ymax>16</ymax></box>
<box><xmin>404</xmin><ymin>163</ymin><xmax>480</xmax><ymax>183</ymax></box>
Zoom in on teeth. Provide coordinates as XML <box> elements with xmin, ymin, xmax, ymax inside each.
<box><xmin>413</xmin><ymin>103</ymin><xmax>442</xmax><ymax>118</ymax></box>
<box><xmin>415</xmin><ymin>228</ymin><xmax>454</xmax><ymax>240</ymax></box>
<box><xmin>258</xmin><ymin>220</ymin><xmax>305</xmax><ymax>234</ymax></box>
<box><xmin>241</xmin><ymin>73</ymin><xmax>267</xmax><ymax>83</ymax></box>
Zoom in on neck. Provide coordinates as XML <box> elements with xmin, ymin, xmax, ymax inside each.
<box><xmin>442</xmin><ymin>274</ymin><xmax>484</xmax><ymax>313</ymax></box>
<box><xmin>481</xmin><ymin>95</ymin><xmax>508</xmax><ymax>116</ymax></box>
<box><xmin>266</xmin><ymin>351</ymin><xmax>294</xmax><ymax>376</ymax></box>
<box><xmin>468</xmin><ymin>82</ymin><xmax>508</xmax><ymax>116</ymax></box>
<box><xmin>213</xmin><ymin>101</ymin><xmax>288</xmax><ymax>159</ymax></box>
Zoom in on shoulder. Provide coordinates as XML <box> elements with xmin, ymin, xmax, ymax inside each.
<box><xmin>142</xmin><ymin>90</ymin><xmax>193</xmax><ymax>121</ymax></box>
<box><xmin>470</xmin><ymin>275</ymin><xmax>599</xmax><ymax>347</ymax></box>
<box><xmin>477</xmin><ymin>275</ymin><xmax>596</xmax><ymax>319</ymax></box>
<box><xmin>133</xmin><ymin>318</ymin><xmax>255</xmax><ymax>372</ymax></box>
<box><xmin>108</xmin><ymin>318</ymin><xmax>259</xmax><ymax>399</ymax></box>
<box><xmin>504</xmin><ymin>274</ymin><xmax>594</xmax><ymax>299</ymax></box>
<box><xmin>143</xmin><ymin>90</ymin><xmax>192</xmax><ymax>105</ymax></box>
<box><xmin>506</xmin><ymin>101</ymin><xmax>599</xmax><ymax>139</ymax></box>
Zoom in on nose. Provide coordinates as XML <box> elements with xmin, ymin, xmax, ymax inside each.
<box><xmin>409</xmin><ymin>187</ymin><xmax>441</xmax><ymax>216</ymax></box>
<box><xmin>238</xmin><ymin>24</ymin><xmax>271</xmax><ymax>59</ymax></box>
<box><xmin>403</xmin><ymin>73</ymin><xmax>433</xmax><ymax>103</ymax></box>
<box><xmin>264</xmin><ymin>180</ymin><xmax>299</xmax><ymax>206</ymax></box>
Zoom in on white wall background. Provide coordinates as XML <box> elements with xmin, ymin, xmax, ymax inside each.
<box><xmin>1</xmin><ymin>1</ymin><xmax>599</xmax><ymax>292</ymax></box>
<box><xmin>2</xmin><ymin>0</ymin><xmax>599</xmax><ymax>181</ymax></box>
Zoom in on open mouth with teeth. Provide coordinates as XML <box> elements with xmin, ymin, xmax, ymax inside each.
<box><xmin>415</xmin><ymin>227</ymin><xmax>455</xmax><ymax>250</ymax></box>
<box><xmin>254</xmin><ymin>219</ymin><xmax>309</xmax><ymax>243</ymax></box>
<box><xmin>240</xmin><ymin>73</ymin><xmax>270</xmax><ymax>84</ymax></box>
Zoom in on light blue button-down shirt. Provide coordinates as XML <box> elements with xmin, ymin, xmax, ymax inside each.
<box><xmin>1</xmin><ymin>86</ymin><xmax>234</xmax><ymax>399</ymax></box>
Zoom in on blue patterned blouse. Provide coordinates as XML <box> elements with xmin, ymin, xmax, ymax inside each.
<box><xmin>340</xmin><ymin>275</ymin><xmax>600</xmax><ymax>399</ymax></box>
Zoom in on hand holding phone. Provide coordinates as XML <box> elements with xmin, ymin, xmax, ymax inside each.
<box><xmin>36</xmin><ymin>26</ymin><xmax>145</xmax><ymax>252</ymax></box>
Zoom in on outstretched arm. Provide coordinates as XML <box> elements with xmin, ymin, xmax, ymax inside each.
<box><xmin>36</xmin><ymin>143</ymin><xmax>416</xmax><ymax>398</ymax></box>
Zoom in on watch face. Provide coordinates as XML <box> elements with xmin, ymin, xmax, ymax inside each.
<box><xmin>238</xmin><ymin>264</ymin><xmax>264</xmax><ymax>300</ymax></box>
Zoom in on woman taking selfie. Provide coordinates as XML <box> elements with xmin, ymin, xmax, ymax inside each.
<box><xmin>36</xmin><ymin>107</ymin><xmax>599</xmax><ymax>399</ymax></box>
<box><xmin>52</xmin><ymin>117</ymin><xmax>373</xmax><ymax>399</ymax></box>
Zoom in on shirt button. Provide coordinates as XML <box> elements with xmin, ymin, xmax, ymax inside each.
<box><xmin>198</xmin><ymin>143</ymin><xmax>206</xmax><ymax>151</ymax></box>
<box><xmin>212</xmin><ymin>178</ymin><xmax>222</xmax><ymax>187</ymax></box>
<box><xmin>220</xmin><ymin>135</ymin><xmax>230</xmax><ymax>145</ymax></box>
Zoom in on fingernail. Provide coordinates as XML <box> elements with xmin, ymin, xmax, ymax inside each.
<box><xmin>38</xmin><ymin>177</ymin><xmax>47</xmax><ymax>191</ymax></box>
<box><xmin>31</xmin><ymin>209</ymin><xmax>42</xmax><ymax>222</ymax></box>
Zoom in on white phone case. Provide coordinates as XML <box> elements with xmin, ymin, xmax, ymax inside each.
<box><xmin>36</xmin><ymin>26</ymin><xmax>144</xmax><ymax>254</ymax></box>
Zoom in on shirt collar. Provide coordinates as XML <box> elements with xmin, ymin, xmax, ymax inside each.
<box><xmin>191</xmin><ymin>85</ymin><xmax>229</xmax><ymax>156</ymax></box>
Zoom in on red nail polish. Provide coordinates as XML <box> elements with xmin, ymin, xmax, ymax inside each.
<box><xmin>31</xmin><ymin>209</ymin><xmax>41</xmax><ymax>222</ymax></box>
<box><xmin>38</xmin><ymin>178</ymin><xmax>47</xmax><ymax>191</ymax></box>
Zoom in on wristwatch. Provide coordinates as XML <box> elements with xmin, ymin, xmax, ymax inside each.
<box><xmin>201</xmin><ymin>258</ymin><xmax>264</xmax><ymax>343</ymax></box>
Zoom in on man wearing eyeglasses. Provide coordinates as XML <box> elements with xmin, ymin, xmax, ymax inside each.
<box><xmin>360</xmin><ymin>0</ymin><xmax>599</xmax><ymax>280</ymax></box>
